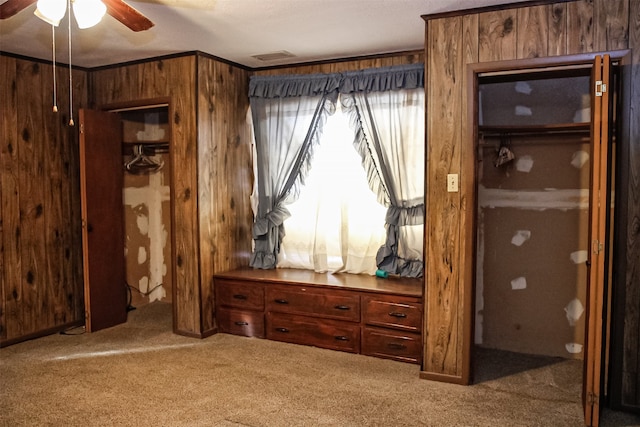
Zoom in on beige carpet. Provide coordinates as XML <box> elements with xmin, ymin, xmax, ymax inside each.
<box><xmin>1</xmin><ymin>302</ymin><xmax>638</xmax><ymax>427</ymax></box>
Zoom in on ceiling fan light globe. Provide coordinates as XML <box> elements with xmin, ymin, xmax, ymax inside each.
<box><xmin>72</xmin><ymin>0</ymin><xmax>107</xmax><ymax>29</ymax></box>
<box><xmin>34</xmin><ymin>0</ymin><xmax>67</xmax><ymax>27</ymax></box>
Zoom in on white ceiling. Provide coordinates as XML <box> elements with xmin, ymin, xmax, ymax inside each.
<box><xmin>0</xmin><ymin>0</ymin><xmax>528</xmax><ymax>69</ymax></box>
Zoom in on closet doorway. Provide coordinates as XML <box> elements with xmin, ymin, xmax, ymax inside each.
<box><xmin>116</xmin><ymin>104</ymin><xmax>173</xmax><ymax>313</ymax></box>
<box><xmin>79</xmin><ymin>100</ymin><xmax>174</xmax><ymax>332</ymax></box>
<box><xmin>468</xmin><ymin>52</ymin><xmax>626</xmax><ymax>427</ymax></box>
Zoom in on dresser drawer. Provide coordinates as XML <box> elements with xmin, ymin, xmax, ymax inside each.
<box><xmin>266</xmin><ymin>312</ymin><xmax>360</xmax><ymax>353</ymax></box>
<box><xmin>217</xmin><ymin>307</ymin><xmax>265</xmax><ymax>338</ymax></box>
<box><xmin>216</xmin><ymin>279</ymin><xmax>264</xmax><ymax>311</ymax></box>
<box><xmin>362</xmin><ymin>294</ymin><xmax>422</xmax><ymax>332</ymax></box>
<box><xmin>266</xmin><ymin>285</ymin><xmax>360</xmax><ymax>322</ymax></box>
<box><xmin>362</xmin><ymin>326</ymin><xmax>421</xmax><ymax>364</ymax></box>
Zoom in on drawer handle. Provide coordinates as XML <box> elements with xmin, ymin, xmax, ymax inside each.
<box><xmin>275</xmin><ymin>327</ymin><xmax>289</xmax><ymax>333</ymax></box>
<box><xmin>334</xmin><ymin>336</ymin><xmax>349</xmax><ymax>341</ymax></box>
<box><xmin>334</xmin><ymin>305</ymin><xmax>351</xmax><ymax>311</ymax></box>
<box><xmin>233</xmin><ymin>294</ymin><xmax>248</xmax><ymax>300</ymax></box>
<box><xmin>234</xmin><ymin>321</ymin><xmax>249</xmax><ymax>326</ymax></box>
<box><xmin>389</xmin><ymin>312</ymin><xmax>407</xmax><ymax>318</ymax></box>
<box><xmin>274</xmin><ymin>299</ymin><xmax>289</xmax><ymax>304</ymax></box>
<box><xmin>387</xmin><ymin>343</ymin><xmax>407</xmax><ymax>350</ymax></box>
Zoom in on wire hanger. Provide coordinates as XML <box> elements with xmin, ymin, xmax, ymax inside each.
<box><xmin>494</xmin><ymin>134</ymin><xmax>515</xmax><ymax>167</ymax></box>
<box><xmin>124</xmin><ymin>144</ymin><xmax>164</xmax><ymax>174</ymax></box>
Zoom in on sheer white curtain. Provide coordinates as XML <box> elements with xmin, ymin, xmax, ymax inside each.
<box><xmin>248</xmin><ymin>73</ymin><xmax>339</xmax><ymax>269</ymax></box>
<box><xmin>351</xmin><ymin>87</ymin><xmax>424</xmax><ymax>270</ymax></box>
<box><xmin>341</xmin><ymin>65</ymin><xmax>425</xmax><ymax>277</ymax></box>
<box><xmin>277</xmin><ymin>104</ymin><xmax>387</xmax><ymax>274</ymax></box>
<box><xmin>249</xmin><ymin>65</ymin><xmax>424</xmax><ymax>277</ymax></box>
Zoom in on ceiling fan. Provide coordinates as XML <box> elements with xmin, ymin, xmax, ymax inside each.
<box><xmin>0</xmin><ymin>0</ymin><xmax>154</xmax><ymax>31</ymax></box>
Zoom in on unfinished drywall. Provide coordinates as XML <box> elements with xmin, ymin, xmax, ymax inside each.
<box><xmin>123</xmin><ymin>152</ymin><xmax>172</xmax><ymax>307</ymax></box>
<box><xmin>475</xmin><ymin>72</ymin><xmax>591</xmax><ymax>359</ymax></box>
<box><xmin>121</xmin><ymin>109</ymin><xmax>172</xmax><ymax>308</ymax></box>
<box><xmin>476</xmin><ymin>136</ymin><xmax>590</xmax><ymax>359</ymax></box>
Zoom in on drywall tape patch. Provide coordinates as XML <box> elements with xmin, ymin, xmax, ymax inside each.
<box><xmin>571</xmin><ymin>151</ymin><xmax>589</xmax><ymax>169</ymax></box>
<box><xmin>516</xmin><ymin>155</ymin><xmax>534</xmax><ymax>173</ymax></box>
<box><xmin>514</xmin><ymin>81</ymin><xmax>532</xmax><ymax>95</ymax></box>
<box><xmin>511</xmin><ymin>230</ymin><xmax>531</xmax><ymax>246</ymax></box>
<box><xmin>570</xmin><ymin>250</ymin><xmax>588</xmax><ymax>264</ymax></box>
<box><xmin>515</xmin><ymin>105</ymin><xmax>533</xmax><ymax>116</ymax></box>
<box><xmin>139</xmin><ymin>276</ymin><xmax>149</xmax><ymax>293</ymax></box>
<box><xmin>566</xmin><ymin>343</ymin><xmax>583</xmax><ymax>354</ymax></box>
<box><xmin>564</xmin><ymin>298</ymin><xmax>585</xmax><ymax>326</ymax></box>
<box><xmin>136</xmin><ymin>211</ymin><xmax>149</xmax><ymax>236</ymax></box>
<box><xmin>138</xmin><ymin>246</ymin><xmax>147</xmax><ymax>264</ymax></box>
<box><xmin>511</xmin><ymin>276</ymin><xmax>527</xmax><ymax>290</ymax></box>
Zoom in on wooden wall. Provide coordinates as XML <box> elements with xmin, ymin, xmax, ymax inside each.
<box><xmin>618</xmin><ymin>0</ymin><xmax>640</xmax><ymax>411</ymax></box>
<box><xmin>1</xmin><ymin>50</ymin><xmax>418</xmax><ymax>345</ymax></box>
<box><xmin>196</xmin><ymin>56</ymin><xmax>253</xmax><ymax>334</ymax></box>
<box><xmin>90</xmin><ymin>55</ymin><xmax>199</xmax><ymax>336</ymax></box>
<box><xmin>90</xmin><ymin>53</ymin><xmax>252</xmax><ymax>337</ymax></box>
<box><xmin>253</xmin><ymin>51</ymin><xmax>423</xmax><ymax>76</ymax></box>
<box><xmin>0</xmin><ymin>56</ymin><xmax>87</xmax><ymax>346</ymax></box>
<box><xmin>422</xmin><ymin>0</ymin><xmax>640</xmax><ymax>410</ymax></box>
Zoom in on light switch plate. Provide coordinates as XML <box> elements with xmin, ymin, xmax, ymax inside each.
<box><xmin>447</xmin><ymin>173</ymin><xmax>459</xmax><ymax>192</ymax></box>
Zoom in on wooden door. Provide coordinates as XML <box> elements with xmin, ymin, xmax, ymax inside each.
<box><xmin>583</xmin><ymin>54</ymin><xmax>613</xmax><ymax>427</ymax></box>
<box><xmin>79</xmin><ymin>109</ymin><xmax>127</xmax><ymax>332</ymax></box>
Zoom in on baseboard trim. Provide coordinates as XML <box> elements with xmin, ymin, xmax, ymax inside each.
<box><xmin>0</xmin><ymin>320</ymin><xmax>85</xmax><ymax>348</ymax></box>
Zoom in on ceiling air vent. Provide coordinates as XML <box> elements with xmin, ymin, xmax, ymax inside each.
<box><xmin>251</xmin><ymin>50</ymin><xmax>296</xmax><ymax>61</ymax></box>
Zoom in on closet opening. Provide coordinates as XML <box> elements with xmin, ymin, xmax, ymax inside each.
<box><xmin>111</xmin><ymin>102</ymin><xmax>174</xmax><ymax>328</ymax></box>
<box><xmin>468</xmin><ymin>53</ymin><xmax>625</xmax><ymax>426</ymax></box>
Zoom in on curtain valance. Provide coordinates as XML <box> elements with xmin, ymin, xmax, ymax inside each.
<box><xmin>249</xmin><ymin>73</ymin><xmax>341</xmax><ymax>99</ymax></box>
<box><xmin>249</xmin><ymin>63</ymin><xmax>424</xmax><ymax>99</ymax></box>
<box><xmin>339</xmin><ymin>63</ymin><xmax>424</xmax><ymax>93</ymax></box>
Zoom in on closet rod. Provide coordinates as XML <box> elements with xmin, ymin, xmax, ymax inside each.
<box><xmin>479</xmin><ymin>129</ymin><xmax>590</xmax><ymax>138</ymax></box>
<box><xmin>478</xmin><ymin>137</ymin><xmax>590</xmax><ymax>148</ymax></box>
<box><xmin>478</xmin><ymin>123</ymin><xmax>590</xmax><ymax>134</ymax></box>
<box><xmin>478</xmin><ymin>127</ymin><xmax>591</xmax><ymax>147</ymax></box>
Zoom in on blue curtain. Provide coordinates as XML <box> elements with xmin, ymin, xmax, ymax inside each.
<box><xmin>248</xmin><ymin>64</ymin><xmax>424</xmax><ymax>277</ymax></box>
<box><xmin>340</xmin><ymin>64</ymin><xmax>425</xmax><ymax>277</ymax></box>
<box><xmin>249</xmin><ymin>73</ymin><xmax>339</xmax><ymax>269</ymax></box>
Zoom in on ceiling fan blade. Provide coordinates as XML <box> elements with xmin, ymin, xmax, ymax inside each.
<box><xmin>0</xmin><ymin>0</ymin><xmax>37</xmax><ymax>19</ymax></box>
<box><xmin>103</xmin><ymin>0</ymin><xmax>154</xmax><ymax>32</ymax></box>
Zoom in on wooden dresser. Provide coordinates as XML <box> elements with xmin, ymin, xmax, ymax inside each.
<box><xmin>214</xmin><ymin>268</ymin><xmax>423</xmax><ymax>364</ymax></box>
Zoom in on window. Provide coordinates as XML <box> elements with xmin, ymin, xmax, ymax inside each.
<box><xmin>248</xmin><ymin>64</ymin><xmax>425</xmax><ymax>277</ymax></box>
<box><xmin>278</xmin><ymin>104</ymin><xmax>387</xmax><ymax>274</ymax></box>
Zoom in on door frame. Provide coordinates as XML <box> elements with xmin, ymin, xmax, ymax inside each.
<box><xmin>464</xmin><ymin>50</ymin><xmax>630</xmax><ymax>424</ymax></box>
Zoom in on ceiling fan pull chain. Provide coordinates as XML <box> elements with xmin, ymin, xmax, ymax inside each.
<box><xmin>67</xmin><ymin>0</ymin><xmax>74</xmax><ymax>127</ymax></box>
<box><xmin>52</xmin><ymin>25</ymin><xmax>58</xmax><ymax>113</ymax></box>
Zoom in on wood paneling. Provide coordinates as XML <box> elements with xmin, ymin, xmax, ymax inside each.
<box><xmin>0</xmin><ymin>56</ymin><xmax>86</xmax><ymax>346</ymax></box>
<box><xmin>567</xmin><ymin>0</ymin><xmax>594</xmax><ymax>53</ymax></box>
<box><xmin>620</xmin><ymin>0</ymin><xmax>640</xmax><ymax>410</ymax></box>
<box><xmin>17</xmin><ymin>60</ymin><xmax>46</xmax><ymax>335</ymax></box>
<box><xmin>479</xmin><ymin>9</ymin><xmax>518</xmax><ymax>62</ymax></box>
<box><xmin>549</xmin><ymin>3</ymin><xmax>569</xmax><ymax>55</ymax></box>
<box><xmin>459</xmin><ymin>13</ymin><xmax>480</xmax><ymax>383</ymax></box>
<box><xmin>253</xmin><ymin>52</ymin><xmax>423</xmax><ymax>77</ymax></box>
<box><xmin>423</xmin><ymin>1</ymin><xmax>640</xmax><ymax>399</ymax></box>
<box><xmin>0</xmin><ymin>57</ymin><xmax>19</xmax><ymax>342</ymax></box>
<box><xmin>197</xmin><ymin>55</ymin><xmax>252</xmax><ymax>335</ymax></box>
<box><xmin>517</xmin><ymin>5</ymin><xmax>549</xmax><ymax>58</ymax></box>
<box><xmin>90</xmin><ymin>54</ymin><xmax>252</xmax><ymax>337</ymax></box>
<box><xmin>593</xmin><ymin>0</ymin><xmax>629</xmax><ymax>51</ymax></box>
<box><xmin>423</xmin><ymin>16</ymin><xmax>464</xmax><ymax>380</ymax></box>
<box><xmin>91</xmin><ymin>56</ymin><xmax>201</xmax><ymax>336</ymax></box>
<box><xmin>3</xmin><ymin>51</ymin><xmax>418</xmax><ymax>343</ymax></box>
<box><xmin>0</xmin><ymin>58</ymin><xmax>4</xmax><ymax>340</ymax></box>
